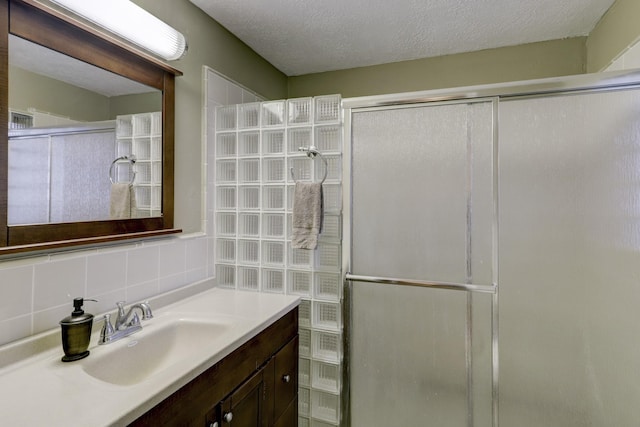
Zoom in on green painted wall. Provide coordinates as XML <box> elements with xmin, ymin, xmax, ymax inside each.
<box><xmin>109</xmin><ymin>92</ymin><xmax>162</xmax><ymax>118</ymax></box>
<box><xmin>586</xmin><ymin>0</ymin><xmax>640</xmax><ymax>72</ymax></box>
<box><xmin>132</xmin><ymin>0</ymin><xmax>288</xmax><ymax>234</ymax></box>
<box><xmin>9</xmin><ymin>66</ymin><xmax>110</xmax><ymax>121</ymax></box>
<box><xmin>288</xmin><ymin>38</ymin><xmax>587</xmax><ymax>98</ymax></box>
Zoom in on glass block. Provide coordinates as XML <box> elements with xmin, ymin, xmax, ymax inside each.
<box><xmin>311</xmin><ymin>360</ymin><xmax>341</xmax><ymax>394</ymax></box>
<box><xmin>216</xmin><ymin>186</ymin><xmax>236</xmax><ymax>210</ymax></box>
<box><xmin>238</xmin><ymin>239</ymin><xmax>260</xmax><ymax>264</ymax></box>
<box><xmin>262</xmin><ymin>100</ymin><xmax>285</xmax><ymax>127</ymax></box>
<box><xmin>117</xmin><ymin>139</ymin><xmax>132</xmax><ymax>156</ymax></box>
<box><xmin>262</xmin><ymin>269</ymin><xmax>284</xmax><ymax>293</ymax></box>
<box><xmin>315</xmin><ymin>243</ymin><xmax>341</xmax><ymax>271</ymax></box>
<box><xmin>314</xmin><ymin>272</ymin><xmax>342</xmax><ymax>302</ymax></box>
<box><xmin>322</xmin><ymin>184</ymin><xmax>342</xmax><ymax>212</ymax></box>
<box><xmin>289</xmin><ymin>246</ymin><xmax>313</xmax><ymax>269</ymax></box>
<box><xmin>116</xmin><ymin>115</ymin><xmax>133</xmax><ymax>137</ymax></box>
<box><xmin>317</xmin><ymin>155</ymin><xmax>341</xmax><ymax>182</ymax></box>
<box><xmin>134</xmin><ymin>186</ymin><xmax>151</xmax><ymax>207</ymax></box>
<box><xmin>289</xmin><ymin>157</ymin><xmax>313</xmax><ymax>183</ymax></box>
<box><xmin>262</xmin><ymin>129</ymin><xmax>285</xmax><ymax>155</ymax></box>
<box><xmin>314</xmin><ymin>95</ymin><xmax>341</xmax><ymax>123</ymax></box>
<box><xmin>299</xmin><ymin>328</ymin><xmax>311</xmax><ymax>357</ymax></box>
<box><xmin>216</xmin><ymin>213</ymin><xmax>236</xmax><ymax>236</ymax></box>
<box><xmin>238</xmin><ymin>186</ymin><xmax>260</xmax><ymax>210</ymax></box>
<box><xmin>311</xmin><ymin>390</ymin><xmax>340</xmax><ymax>424</ymax></box>
<box><xmin>238</xmin><ymin>213</ymin><xmax>260</xmax><ymax>237</ymax></box>
<box><xmin>312</xmin><ymin>301</ymin><xmax>341</xmax><ymax>331</ymax></box>
<box><xmin>299</xmin><ymin>357</ymin><xmax>311</xmax><ymax>387</ymax></box>
<box><xmin>314</xmin><ymin>125</ymin><xmax>342</xmax><ymax>153</ymax></box>
<box><xmin>312</xmin><ymin>330</ymin><xmax>342</xmax><ymax>362</ymax></box>
<box><xmin>288</xmin><ymin>270</ymin><xmax>312</xmax><ymax>296</ymax></box>
<box><xmin>299</xmin><ymin>386</ymin><xmax>311</xmax><ymax>416</ymax></box>
<box><xmin>287</xmin><ymin>97</ymin><xmax>313</xmax><ymax>125</ymax></box>
<box><xmin>216</xmin><ymin>264</ymin><xmax>235</xmax><ymax>288</ymax></box>
<box><xmin>262</xmin><ymin>241</ymin><xmax>285</xmax><ymax>266</ymax></box>
<box><xmin>238</xmin><ymin>131</ymin><xmax>260</xmax><ymax>156</ymax></box>
<box><xmin>133</xmin><ymin>137</ymin><xmax>151</xmax><ymax>160</ymax></box>
<box><xmin>299</xmin><ymin>299</ymin><xmax>311</xmax><ymax>328</ymax></box>
<box><xmin>216</xmin><ymin>105</ymin><xmax>237</xmax><ymax>130</ymax></box>
<box><xmin>133</xmin><ymin>113</ymin><xmax>152</xmax><ymax>136</ymax></box>
<box><xmin>237</xmin><ymin>266</ymin><xmax>259</xmax><ymax>291</ymax></box>
<box><xmin>288</xmin><ymin>127</ymin><xmax>312</xmax><ymax>154</ymax></box>
<box><xmin>216</xmin><ymin>239</ymin><xmax>235</xmax><ymax>263</ymax></box>
<box><xmin>151</xmin><ymin>111</ymin><xmax>161</xmax><ymax>136</ymax></box>
<box><xmin>134</xmin><ymin>162</ymin><xmax>152</xmax><ymax>184</ymax></box>
<box><xmin>263</xmin><ymin>186</ymin><xmax>285</xmax><ymax>210</ymax></box>
<box><xmin>151</xmin><ymin>137</ymin><xmax>162</xmax><ymax>161</ymax></box>
<box><xmin>239</xmin><ymin>158</ymin><xmax>260</xmax><ymax>183</ymax></box>
<box><xmin>238</xmin><ymin>102</ymin><xmax>261</xmax><ymax>128</ymax></box>
<box><xmin>319</xmin><ymin>215</ymin><xmax>341</xmax><ymax>242</ymax></box>
<box><xmin>299</xmin><ymin>417</ymin><xmax>310</xmax><ymax>427</ymax></box>
<box><xmin>311</xmin><ymin>417</ymin><xmax>339</xmax><ymax>427</ymax></box>
<box><xmin>262</xmin><ymin>213</ymin><xmax>285</xmax><ymax>238</ymax></box>
<box><xmin>216</xmin><ymin>159</ymin><xmax>236</xmax><ymax>183</ymax></box>
<box><xmin>262</xmin><ymin>158</ymin><xmax>285</xmax><ymax>182</ymax></box>
<box><xmin>216</xmin><ymin>133</ymin><xmax>237</xmax><ymax>157</ymax></box>
<box><xmin>152</xmin><ymin>162</ymin><xmax>162</xmax><ymax>185</ymax></box>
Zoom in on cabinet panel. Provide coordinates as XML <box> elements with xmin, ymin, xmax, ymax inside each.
<box><xmin>274</xmin><ymin>335</ymin><xmax>298</xmax><ymax>420</ymax></box>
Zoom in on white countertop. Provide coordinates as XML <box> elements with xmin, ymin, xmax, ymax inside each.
<box><xmin>0</xmin><ymin>287</ymin><xmax>299</xmax><ymax>426</ymax></box>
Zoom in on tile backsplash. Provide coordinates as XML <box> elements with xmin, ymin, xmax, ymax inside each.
<box><xmin>0</xmin><ymin>235</ymin><xmax>209</xmax><ymax>345</ymax></box>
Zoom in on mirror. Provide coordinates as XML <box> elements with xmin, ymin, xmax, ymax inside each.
<box><xmin>8</xmin><ymin>35</ymin><xmax>163</xmax><ymax>225</ymax></box>
<box><xmin>0</xmin><ymin>0</ymin><xmax>181</xmax><ymax>251</ymax></box>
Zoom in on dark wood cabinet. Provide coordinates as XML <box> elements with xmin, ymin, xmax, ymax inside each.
<box><xmin>130</xmin><ymin>308</ymin><xmax>298</xmax><ymax>427</ymax></box>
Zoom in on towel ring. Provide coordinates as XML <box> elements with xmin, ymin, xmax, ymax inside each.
<box><xmin>289</xmin><ymin>146</ymin><xmax>328</xmax><ymax>184</ymax></box>
<box><xmin>109</xmin><ymin>155</ymin><xmax>136</xmax><ymax>184</ymax></box>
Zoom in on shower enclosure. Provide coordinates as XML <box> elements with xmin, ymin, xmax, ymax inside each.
<box><xmin>343</xmin><ymin>71</ymin><xmax>640</xmax><ymax>426</ymax></box>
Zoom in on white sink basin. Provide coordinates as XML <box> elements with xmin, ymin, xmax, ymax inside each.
<box><xmin>81</xmin><ymin>316</ymin><xmax>232</xmax><ymax>386</ymax></box>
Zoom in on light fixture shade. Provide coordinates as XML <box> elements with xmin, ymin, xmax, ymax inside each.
<box><xmin>50</xmin><ymin>0</ymin><xmax>187</xmax><ymax>61</ymax></box>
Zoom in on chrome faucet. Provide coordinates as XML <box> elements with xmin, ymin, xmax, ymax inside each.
<box><xmin>99</xmin><ymin>301</ymin><xmax>153</xmax><ymax>345</ymax></box>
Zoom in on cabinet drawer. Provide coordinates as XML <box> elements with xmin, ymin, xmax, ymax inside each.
<box><xmin>274</xmin><ymin>335</ymin><xmax>298</xmax><ymax>420</ymax></box>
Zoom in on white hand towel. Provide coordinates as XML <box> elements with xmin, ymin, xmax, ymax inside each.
<box><xmin>291</xmin><ymin>182</ymin><xmax>323</xmax><ymax>250</ymax></box>
<box><xmin>110</xmin><ymin>183</ymin><xmax>136</xmax><ymax>219</ymax></box>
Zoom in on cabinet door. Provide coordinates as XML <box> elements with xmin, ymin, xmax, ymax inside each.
<box><xmin>274</xmin><ymin>336</ymin><xmax>298</xmax><ymax>421</ymax></box>
<box><xmin>216</xmin><ymin>363</ymin><xmax>271</xmax><ymax>427</ymax></box>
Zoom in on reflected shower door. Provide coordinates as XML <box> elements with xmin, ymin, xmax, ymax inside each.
<box><xmin>349</xmin><ymin>101</ymin><xmax>495</xmax><ymax>426</ymax></box>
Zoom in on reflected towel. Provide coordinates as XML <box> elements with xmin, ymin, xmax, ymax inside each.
<box><xmin>110</xmin><ymin>183</ymin><xmax>136</xmax><ymax>219</ymax></box>
<box><xmin>291</xmin><ymin>182</ymin><xmax>323</xmax><ymax>250</ymax></box>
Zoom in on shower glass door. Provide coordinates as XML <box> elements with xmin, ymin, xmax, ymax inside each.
<box><xmin>349</xmin><ymin>101</ymin><xmax>495</xmax><ymax>426</ymax></box>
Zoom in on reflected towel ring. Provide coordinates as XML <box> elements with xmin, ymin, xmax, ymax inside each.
<box><xmin>290</xmin><ymin>146</ymin><xmax>328</xmax><ymax>184</ymax></box>
<box><xmin>109</xmin><ymin>155</ymin><xmax>136</xmax><ymax>184</ymax></box>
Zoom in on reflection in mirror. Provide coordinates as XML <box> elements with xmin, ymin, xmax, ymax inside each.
<box><xmin>8</xmin><ymin>35</ymin><xmax>162</xmax><ymax>225</ymax></box>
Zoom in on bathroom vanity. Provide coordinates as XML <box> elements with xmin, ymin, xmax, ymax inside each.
<box><xmin>0</xmin><ymin>287</ymin><xmax>299</xmax><ymax>426</ymax></box>
<box><xmin>130</xmin><ymin>304</ymin><xmax>298</xmax><ymax>426</ymax></box>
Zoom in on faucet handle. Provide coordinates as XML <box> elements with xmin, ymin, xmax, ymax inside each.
<box><xmin>128</xmin><ymin>312</ymin><xmax>141</xmax><ymax>328</ymax></box>
<box><xmin>116</xmin><ymin>301</ymin><xmax>126</xmax><ymax>314</ymax></box>
<box><xmin>100</xmin><ymin>314</ymin><xmax>115</xmax><ymax>343</ymax></box>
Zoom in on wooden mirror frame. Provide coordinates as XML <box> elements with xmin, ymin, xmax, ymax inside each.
<box><xmin>0</xmin><ymin>0</ymin><xmax>182</xmax><ymax>254</ymax></box>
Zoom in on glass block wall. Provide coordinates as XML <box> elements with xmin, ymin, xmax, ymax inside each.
<box><xmin>214</xmin><ymin>95</ymin><xmax>343</xmax><ymax>426</ymax></box>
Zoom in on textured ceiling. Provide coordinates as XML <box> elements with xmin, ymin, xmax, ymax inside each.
<box><xmin>190</xmin><ymin>0</ymin><xmax>616</xmax><ymax>76</ymax></box>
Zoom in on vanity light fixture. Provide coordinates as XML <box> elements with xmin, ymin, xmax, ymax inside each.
<box><xmin>50</xmin><ymin>0</ymin><xmax>188</xmax><ymax>61</ymax></box>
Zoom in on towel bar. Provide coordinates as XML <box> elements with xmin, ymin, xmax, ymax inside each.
<box><xmin>109</xmin><ymin>156</ymin><xmax>136</xmax><ymax>185</ymax></box>
<box><xmin>290</xmin><ymin>145</ymin><xmax>328</xmax><ymax>184</ymax></box>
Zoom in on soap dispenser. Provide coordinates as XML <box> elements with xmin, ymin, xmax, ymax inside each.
<box><xmin>60</xmin><ymin>297</ymin><xmax>96</xmax><ymax>362</ymax></box>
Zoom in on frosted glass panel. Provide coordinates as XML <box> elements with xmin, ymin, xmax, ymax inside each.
<box><xmin>499</xmin><ymin>90</ymin><xmax>640</xmax><ymax>426</ymax></box>
<box><xmin>50</xmin><ymin>131</ymin><xmax>115</xmax><ymax>222</ymax></box>
<box><xmin>351</xmin><ymin>102</ymin><xmax>494</xmax><ymax>284</ymax></box>
<box><xmin>350</xmin><ymin>101</ymin><xmax>494</xmax><ymax>426</ymax></box>
<box><xmin>8</xmin><ymin>137</ymin><xmax>50</xmax><ymax>224</ymax></box>
<box><xmin>351</xmin><ymin>282</ymin><xmax>468</xmax><ymax>426</ymax></box>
